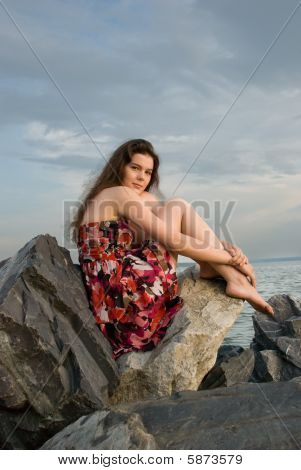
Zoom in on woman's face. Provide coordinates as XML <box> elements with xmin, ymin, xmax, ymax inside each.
<box><xmin>122</xmin><ymin>153</ymin><xmax>154</xmax><ymax>194</ymax></box>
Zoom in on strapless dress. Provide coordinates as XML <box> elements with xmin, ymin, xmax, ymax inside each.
<box><xmin>77</xmin><ymin>216</ymin><xmax>184</xmax><ymax>360</ymax></box>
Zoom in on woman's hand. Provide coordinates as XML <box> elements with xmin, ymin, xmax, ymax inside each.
<box><xmin>235</xmin><ymin>263</ymin><xmax>257</xmax><ymax>288</ymax></box>
<box><xmin>227</xmin><ymin>256</ymin><xmax>257</xmax><ymax>288</ymax></box>
<box><xmin>222</xmin><ymin>240</ymin><xmax>248</xmax><ymax>267</ymax></box>
<box><xmin>222</xmin><ymin>241</ymin><xmax>256</xmax><ymax>287</ymax></box>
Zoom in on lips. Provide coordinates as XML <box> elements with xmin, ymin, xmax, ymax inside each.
<box><xmin>133</xmin><ymin>183</ymin><xmax>143</xmax><ymax>188</ymax></box>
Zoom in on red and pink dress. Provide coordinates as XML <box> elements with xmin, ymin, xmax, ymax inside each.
<box><xmin>77</xmin><ymin>216</ymin><xmax>184</xmax><ymax>360</ymax></box>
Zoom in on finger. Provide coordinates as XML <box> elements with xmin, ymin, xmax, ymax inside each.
<box><xmin>231</xmin><ymin>258</ymin><xmax>241</xmax><ymax>266</ymax></box>
<box><xmin>233</xmin><ymin>248</ymin><xmax>241</xmax><ymax>256</ymax></box>
<box><xmin>232</xmin><ymin>253</ymin><xmax>245</xmax><ymax>265</ymax></box>
<box><xmin>234</xmin><ymin>255</ymin><xmax>244</xmax><ymax>265</ymax></box>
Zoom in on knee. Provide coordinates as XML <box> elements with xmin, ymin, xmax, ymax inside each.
<box><xmin>165</xmin><ymin>197</ymin><xmax>190</xmax><ymax>212</ymax></box>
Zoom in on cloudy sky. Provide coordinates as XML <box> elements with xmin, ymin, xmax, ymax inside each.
<box><xmin>1</xmin><ymin>0</ymin><xmax>300</xmax><ymax>264</ymax></box>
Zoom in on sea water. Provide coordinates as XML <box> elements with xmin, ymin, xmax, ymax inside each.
<box><xmin>177</xmin><ymin>258</ymin><xmax>301</xmax><ymax>348</ymax></box>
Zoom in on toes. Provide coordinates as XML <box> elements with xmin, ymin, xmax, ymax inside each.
<box><xmin>265</xmin><ymin>305</ymin><xmax>274</xmax><ymax>315</ymax></box>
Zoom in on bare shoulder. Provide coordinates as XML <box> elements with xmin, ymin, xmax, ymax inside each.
<box><xmin>140</xmin><ymin>191</ymin><xmax>160</xmax><ymax>202</ymax></box>
<box><xmin>98</xmin><ymin>187</ymin><xmax>159</xmax><ymax>202</ymax></box>
<box><xmin>96</xmin><ymin>185</ymin><xmax>135</xmax><ymax>200</ymax></box>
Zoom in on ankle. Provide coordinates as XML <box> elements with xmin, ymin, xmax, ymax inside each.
<box><xmin>226</xmin><ymin>267</ymin><xmax>246</xmax><ymax>283</ymax></box>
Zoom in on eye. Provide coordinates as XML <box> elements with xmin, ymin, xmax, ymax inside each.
<box><xmin>131</xmin><ymin>165</ymin><xmax>152</xmax><ymax>175</ymax></box>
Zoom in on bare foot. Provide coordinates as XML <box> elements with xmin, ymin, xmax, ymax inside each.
<box><xmin>226</xmin><ymin>276</ymin><xmax>274</xmax><ymax>316</ymax></box>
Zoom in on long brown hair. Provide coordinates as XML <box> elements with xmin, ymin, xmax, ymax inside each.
<box><xmin>69</xmin><ymin>138</ymin><xmax>160</xmax><ymax>244</ymax></box>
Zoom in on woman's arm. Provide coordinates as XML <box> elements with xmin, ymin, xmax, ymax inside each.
<box><xmin>221</xmin><ymin>240</ymin><xmax>249</xmax><ymax>265</ymax></box>
<box><xmin>110</xmin><ymin>186</ymin><xmax>238</xmax><ymax>266</ymax></box>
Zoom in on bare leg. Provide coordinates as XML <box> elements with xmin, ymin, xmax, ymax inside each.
<box><xmin>154</xmin><ymin>198</ymin><xmax>225</xmax><ymax>277</ymax></box>
<box><xmin>152</xmin><ymin>198</ymin><xmax>274</xmax><ymax>315</ymax></box>
<box><xmin>175</xmin><ymin>199</ymin><xmax>224</xmax><ymax>279</ymax></box>
<box><xmin>173</xmin><ymin>199</ymin><xmax>227</xmax><ymax>279</ymax></box>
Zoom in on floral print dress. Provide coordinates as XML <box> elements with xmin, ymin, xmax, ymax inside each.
<box><xmin>77</xmin><ymin>216</ymin><xmax>184</xmax><ymax>360</ymax></box>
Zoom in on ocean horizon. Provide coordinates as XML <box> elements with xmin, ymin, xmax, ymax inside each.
<box><xmin>177</xmin><ymin>255</ymin><xmax>301</xmax><ymax>269</ymax></box>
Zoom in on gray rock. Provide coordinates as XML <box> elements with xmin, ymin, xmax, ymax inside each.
<box><xmin>199</xmin><ymin>348</ymin><xmax>255</xmax><ymax>389</ymax></box>
<box><xmin>252</xmin><ymin>294</ymin><xmax>301</xmax><ymax>370</ymax></box>
<box><xmin>109</xmin><ymin>265</ymin><xmax>244</xmax><ymax>404</ymax></box>
<box><xmin>40</xmin><ymin>409</ymin><xmax>157</xmax><ymax>450</ymax></box>
<box><xmin>286</xmin><ymin>315</ymin><xmax>301</xmax><ymax>337</ymax></box>
<box><xmin>216</xmin><ymin>344</ymin><xmax>245</xmax><ymax>362</ymax></box>
<box><xmin>0</xmin><ymin>258</ymin><xmax>10</xmax><ymax>270</ymax></box>
<box><xmin>253</xmin><ymin>350</ymin><xmax>301</xmax><ymax>382</ymax></box>
<box><xmin>0</xmin><ymin>235</ymin><xmax>119</xmax><ymax>449</ymax></box>
<box><xmin>41</xmin><ymin>378</ymin><xmax>301</xmax><ymax>450</ymax></box>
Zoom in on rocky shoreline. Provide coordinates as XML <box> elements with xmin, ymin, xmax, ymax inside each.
<box><xmin>0</xmin><ymin>234</ymin><xmax>300</xmax><ymax>449</ymax></box>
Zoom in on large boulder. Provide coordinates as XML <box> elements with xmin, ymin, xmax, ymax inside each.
<box><xmin>0</xmin><ymin>235</ymin><xmax>119</xmax><ymax>449</ymax></box>
<box><xmin>41</xmin><ymin>377</ymin><xmax>301</xmax><ymax>450</ymax></box>
<box><xmin>109</xmin><ymin>265</ymin><xmax>244</xmax><ymax>404</ymax></box>
<box><xmin>200</xmin><ymin>295</ymin><xmax>301</xmax><ymax>390</ymax></box>
<box><xmin>251</xmin><ymin>294</ymin><xmax>301</xmax><ymax>357</ymax></box>
<box><xmin>251</xmin><ymin>294</ymin><xmax>301</xmax><ymax>381</ymax></box>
